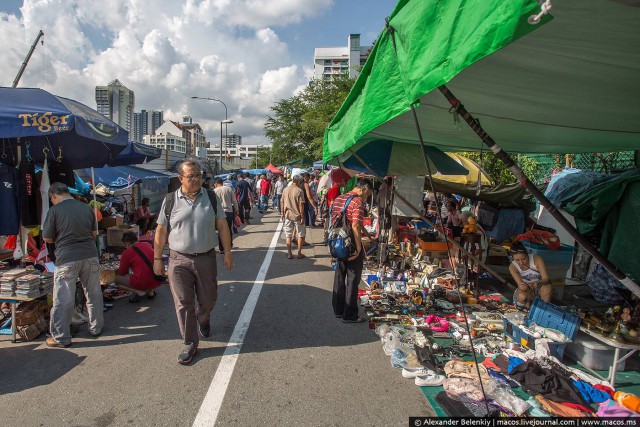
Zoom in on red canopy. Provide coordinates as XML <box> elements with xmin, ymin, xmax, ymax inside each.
<box><xmin>266</xmin><ymin>163</ymin><xmax>282</xmax><ymax>174</ymax></box>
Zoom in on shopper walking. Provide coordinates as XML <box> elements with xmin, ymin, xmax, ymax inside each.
<box><xmin>213</xmin><ymin>177</ymin><xmax>238</xmax><ymax>253</ymax></box>
<box><xmin>258</xmin><ymin>174</ymin><xmax>271</xmax><ymax>213</ymax></box>
<box><xmin>302</xmin><ymin>172</ymin><xmax>318</xmax><ymax>227</ymax></box>
<box><xmin>236</xmin><ymin>174</ymin><xmax>252</xmax><ymax>224</ymax></box>
<box><xmin>331</xmin><ymin>178</ymin><xmax>373</xmax><ymax>323</ymax></box>
<box><xmin>153</xmin><ymin>161</ymin><xmax>233</xmax><ymax>365</ymax></box>
<box><xmin>274</xmin><ymin>175</ymin><xmax>285</xmax><ymax>213</ymax></box>
<box><xmin>281</xmin><ymin>175</ymin><xmax>306</xmax><ymax>259</ymax></box>
<box><xmin>42</xmin><ymin>182</ymin><xmax>104</xmax><ymax>347</ymax></box>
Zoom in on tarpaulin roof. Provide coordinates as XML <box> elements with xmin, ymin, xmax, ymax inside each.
<box><xmin>323</xmin><ymin>0</ymin><xmax>640</xmax><ymax>163</ymax></box>
<box><xmin>266</xmin><ymin>163</ymin><xmax>283</xmax><ymax>174</ymax></box>
<box><xmin>87</xmin><ymin>165</ymin><xmax>171</xmax><ymax>192</ymax></box>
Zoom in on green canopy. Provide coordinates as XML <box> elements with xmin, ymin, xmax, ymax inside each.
<box><xmin>324</xmin><ymin>0</ymin><xmax>640</xmax><ymax>163</ymax></box>
<box><xmin>286</xmin><ymin>157</ymin><xmax>314</xmax><ymax>166</ymax></box>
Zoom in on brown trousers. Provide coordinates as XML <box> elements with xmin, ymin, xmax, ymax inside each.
<box><xmin>167</xmin><ymin>249</ymin><xmax>218</xmax><ymax>346</ymax></box>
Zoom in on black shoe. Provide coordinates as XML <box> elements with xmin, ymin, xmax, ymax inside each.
<box><xmin>342</xmin><ymin>317</ymin><xmax>366</xmax><ymax>324</ymax></box>
<box><xmin>129</xmin><ymin>294</ymin><xmax>141</xmax><ymax>303</ymax></box>
<box><xmin>146</xmin><ymin>290</ymin><xmax>157</xmax><ymax>299</ymax></box>
<box><xmin>177</xmin><ymin>343</ymin><xmax>198</xmax><ymax>365</ymax></box>
<box><xmin>198</xmin><ymin>322</ymin><xmax>211</xmax><ymax>338</ymax></box>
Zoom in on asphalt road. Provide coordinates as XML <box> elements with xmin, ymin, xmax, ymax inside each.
<box><xmin>0</xmin><ymin>207</ymin><xmax>434</xmax><ymax>426</ymax></box>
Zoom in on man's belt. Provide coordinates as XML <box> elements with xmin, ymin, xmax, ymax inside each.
<box><xmin>174</xmin><ymin>248</ymin><xmax>215</xmax><ymax>258</ymax></box>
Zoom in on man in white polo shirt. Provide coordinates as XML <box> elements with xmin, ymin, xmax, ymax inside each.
<box><xmin>153</xmin><ymin>161</ymin><xmax>234</xmax><ymax>365</ymax></box>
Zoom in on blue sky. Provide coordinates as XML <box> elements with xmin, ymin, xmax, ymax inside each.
<box><xmin>0</xmin><ymin>0</ymin><xmax>395</xmax><ymax>144</ymax></box>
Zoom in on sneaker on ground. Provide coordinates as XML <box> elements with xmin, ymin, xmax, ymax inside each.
<box><xmin>198</xmin><ymin>322</ymin><xmax>211</xmax><ymax>338</ymax></box>
<box><xmin>415</xmin><ymin>373</ymin><xmax>446</xmax><ymax>386</ymax></box>
<box><xmin>177</xmin><ymin>342</ymin><xmax>198</xmax><ymax>365</ymax></box>
<box><xmin>402</xmin><ymin>366</ymin><xmax>435</xmax><ymax>379</ymax></box>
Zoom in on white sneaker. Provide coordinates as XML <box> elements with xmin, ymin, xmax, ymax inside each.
<box><xmin>415</xmin><ymin>373</ymin><xmax>446</xmax><ymax>387</ymax></box>
<box><xmin>402</xmin><ymin>367</ymin><xmax>434</xmax><ymax>379</ymax></box>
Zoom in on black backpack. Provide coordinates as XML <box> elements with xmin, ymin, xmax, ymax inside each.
<box><xmin>163</xmin><ymin>189</ymin><xmax>218</xmax><ymax>232</ymax></box>
<box><xmin>327</xmin><ymin>195</ymin><xmax>356</xmax><ymax>261</ymax></box>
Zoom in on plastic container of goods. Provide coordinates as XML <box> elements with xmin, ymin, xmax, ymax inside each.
<box><xmin>502</xmin><ymin>298</ymin><xmax>580</xmax><ymax>361</ymax></box>
<box><xmin>565</xmin><ymin>331</ymin><xmax>628</xmax><ymax>371</ymax></box>
<box><xmin>520</xmin><ymin>241</ymin><xmax>575</xmax><ymax>283</ymax></box>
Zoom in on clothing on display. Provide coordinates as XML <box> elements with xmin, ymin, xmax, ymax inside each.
<box><xmin>0</xmin><ymin>162</ymin><xmax>20</xmax><ymax>235</ymax></box>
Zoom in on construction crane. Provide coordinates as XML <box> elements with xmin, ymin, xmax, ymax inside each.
<box><xmin>12</xmin><ymin>30</ymin><xmax>44</xmax><ymax>88</ymax></box>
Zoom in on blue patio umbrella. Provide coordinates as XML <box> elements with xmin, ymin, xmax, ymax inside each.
<box><xmin>108</xmin><ymin>141</ymin><xmax>161</xmax><ymax>167</ymax></box>
<box><xmin>0</xmin><ymin>87</ymin><xmax>128</xmax><ymax>169</ymax></box>
<box><xmin>339</xmin><ymin>139</ymin><xmax>468</xmax><ymax>177</ymax></box>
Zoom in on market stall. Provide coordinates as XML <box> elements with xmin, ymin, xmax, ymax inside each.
<box><xmin>0</xmin><ymin>86</ymin><xmax>130</xmax><ymax>342</ymax></box>
<box><xmin>322</xmin><ymin>0</ymin><xmax>640</xmax><ymax>417</ymax></box>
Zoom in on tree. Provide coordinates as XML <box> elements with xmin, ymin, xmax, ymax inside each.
<box><xmin>264</xmin><ymin>76</ymin><xmax>356</xmax><ymax>166</ymax></box>
<box><xmin>459</xmin><ymin>152</ymin><xmax>542</xmax><ymax>185</ymax></box>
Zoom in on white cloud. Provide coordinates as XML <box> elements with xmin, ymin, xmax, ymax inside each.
<box><xmin>0</xmin><ymin>0</ymin><xmax>334</xmax><ymax>145</ymax></box>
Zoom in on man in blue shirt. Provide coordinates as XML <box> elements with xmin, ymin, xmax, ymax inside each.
<box><xmin>236</xmin><ymin>174</ymin><xmax>252</xmax><ymax>224</ymax></box>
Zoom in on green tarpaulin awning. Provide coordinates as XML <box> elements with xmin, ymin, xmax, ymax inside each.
<box><xmin>324</xmin><ymin>0</ymin><xmax>640</xmax><ymax>163</ymax></box>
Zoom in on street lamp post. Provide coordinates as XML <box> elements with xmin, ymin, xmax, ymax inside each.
<box><xmin>190</xmin><ymin>96</ymin><xmax>230</xmax><ymax>174</ymax></box>
<box><xmin>220</xmin><ymin>119</ymin><xmax>233</xmax><ymax>172</ymax></box>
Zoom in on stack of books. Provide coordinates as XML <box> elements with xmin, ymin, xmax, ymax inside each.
<box><xmin>15</xmin><ymin>274</ymin><xmax>42</xmax><ymax>299</ymax></box>
<box><xmin>0</xmin><ymin>269</ymin><xmax>29</xmax><ymax>297</ymax></box>
<box><xmin>39</xmin><ymin>273</ymin><xmax>54</xmax><ymax>295</ymax></box>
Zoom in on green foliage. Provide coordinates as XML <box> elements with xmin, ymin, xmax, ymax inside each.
<box><xmin>264</xmin><ymin>76</ymin><xmax>356</xmax><ymax>166</ymax></box>
<box><xmin>459</xmin><ymin>152</ymin><xmax>542</xmax><ymax>185</ymax></box>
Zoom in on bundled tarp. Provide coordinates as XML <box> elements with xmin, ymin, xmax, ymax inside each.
<box><xmin>429</xmin><ymin>179</ymin><xmax>544</xmax><ymax>213</ymax></box>
<box><xmin>562</xmin><ymin>170</ymin><xmax>640</xmax><ymax>283</ymax></box>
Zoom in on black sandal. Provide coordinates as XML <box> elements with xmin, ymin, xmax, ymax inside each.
<box><xmin>128</xmin><ymin>294</ymin><xmax>141</xmax><ymax>303</ymax></box>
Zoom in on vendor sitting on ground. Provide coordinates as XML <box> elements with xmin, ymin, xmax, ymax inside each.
<box><xmin>133</xmin><ymin>198</ymin><xmax>157</xmax><ymax>234</ymax></box>
<box><xmin>116</xmin><ymin>232</ymin><xmax>162</xmax><ymax>303</ymax></box>
<box><xmin>508</xmin><ymin>241</ymin><xmax>552</xmax><ymax>310</ymax></box>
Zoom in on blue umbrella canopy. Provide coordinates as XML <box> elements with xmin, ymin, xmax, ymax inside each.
<box><xmin>108</xmin><ymin>141</ymin><xmax>161</xmax><ymax>166</ymax></box>
<box><xmin>0</xmin><ymin>87</ymin><xmax>128</xmax><ymax>169</ymax></box>
<box><xmin>339</xmin><ymin>139</ymin><xmax>468</xmax><ymax>177</ymax></box>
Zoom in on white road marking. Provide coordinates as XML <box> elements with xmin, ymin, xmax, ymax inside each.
<box><xmin>192</xmin><ymin>220</ymin><xmax>283</xmax><ymax>427</ymax></box>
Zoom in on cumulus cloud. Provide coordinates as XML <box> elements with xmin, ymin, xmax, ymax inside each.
<box><xmin>0</xmin><ymin>0</ymin><xmax>334</xmax><ymax>145</ymax></box>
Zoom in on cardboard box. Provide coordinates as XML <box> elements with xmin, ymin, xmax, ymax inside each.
<box><xmin>418</xmin><ymin>239</ymin><xmax>453</xmax><ymax>251</ymax></box>
<box><xmin>100</xmin><ymin>269</ymin><xmax>116</xmax><ymax>285</ymax></box>
<box><xmin>107</xmin><ymin>224</ymin><xmax>139</xmax><ymax>248</ymax></box>
<box><xmin>100</xmin><ymin>216</ymin><xmax>124</xmax><ymax>229</ymax></box>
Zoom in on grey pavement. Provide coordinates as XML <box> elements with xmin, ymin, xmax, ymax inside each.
<box><xmin>0</xmin><ymin>205</ymin><xmax>434</xmax><ymax>426</ymax></box>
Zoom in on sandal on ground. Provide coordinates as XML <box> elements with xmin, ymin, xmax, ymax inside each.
<box><xmin>287</xmin><ymin>254</ymin><xmax>294</xmax><ymax>259</ymax></box>
<box><xmin>342</xmin><ymin>317</ymin><xmax>366</xmax><ymax>324</ymax></box>
<box><xmin>297</xmin><ymin>254</ymin><xmax>306</xmax><ymax>259</ymax></box>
